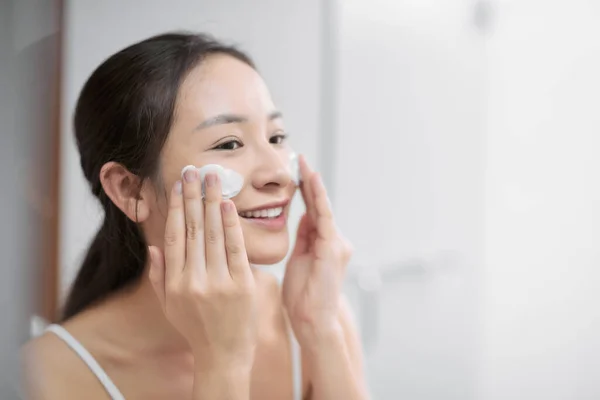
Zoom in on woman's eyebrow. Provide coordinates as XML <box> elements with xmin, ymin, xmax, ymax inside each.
<box><xmin>196</xmin><ymin>110</ymin><xmax>283</xmax><ymax>131</ymax></box>
<box><xmin>195</xmin><ymin>114</ymin><xmax>248</xmax><ymax>130</ymax></box>
<box><xmin>268</xmin><ymin>110</ymin><xmax>283</xmax><ymax>121</ymax></box>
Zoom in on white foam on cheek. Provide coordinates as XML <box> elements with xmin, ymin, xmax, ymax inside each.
<box><xmin>180</xmin><ymin>164</ymin><xmax>244</xmax><ymax>199</ymax></box>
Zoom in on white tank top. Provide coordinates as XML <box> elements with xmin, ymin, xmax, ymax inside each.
<box><xmin>46</xmin><ymin>324</ymin><xmax>302</xmax><ymax>400</ymax></box>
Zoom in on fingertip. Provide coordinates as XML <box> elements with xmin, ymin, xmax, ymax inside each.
<box><xmin>147</xmin><ymin>246</ymin><xmax>166</xmax><ymax>309</ymax></box>
<box><xmin>181</xmin><ymin>165</ymin><xmax>197</xmax><ymax>179</ymax></box>
<box><xmin>204</xmin><ymin>172</ymin><xmax>222</xmax><ymax>202</ymax></box>
<box><xmin>298</xmin><ymin>154</ymin><xmax>311</xmax><ymax>174</ymax></box>
<box><xmin>310</xmin><ymin>173</ymin><xmax>325</xmax><ymax>203</ymax></box>
<box><xmin>299</xmin><ymin>153</ymin><xmax>308</xmax><ymax>165</ymax></box>
<box><xmin>147</xmin><ymin>246</ymin><xmax>157</xmax><ymax>271</ymax></box>
<box><xmin>168</xmin><ymin>181</ymin><xmax>184</xmax><ymax>212</ymax></box>
<box><xmin>148</xmin><ymin>245</ymin><xmax>156</xmax><ymax>260</ymax></box>
<box><xmin>173</xmin><ymin>180</ymin><xmax>182</xmax><ymax>195</ymax></box>
<box><xmin>149</xmin><ymin>245</ymin><xmax>166</xmax><ymax>269</ymax></box>
<box><xmin>147</xmin><ymin>247</ymin><xmax>157</xmax><ymax>279</ymax></box>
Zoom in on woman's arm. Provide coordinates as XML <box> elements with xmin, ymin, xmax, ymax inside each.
<box><xmin>303</xmin><ymin>297</ymin><xmax>369</xmax><ymax>400</ymax></box>
<box><xmin>192</xmin><ymin>362</ymin><xmax>252</xmax><ymax>400</ymax></box>
<box><xmin>283</xmin><ymin>156</ymin><xmax>369</xmax><ymax>400</ymax></box>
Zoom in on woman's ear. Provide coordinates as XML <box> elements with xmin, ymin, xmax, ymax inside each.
<box><xmin>99</xmin><ymin>162</ymin><xmax>151</xmax><ymax>223</ymax></box>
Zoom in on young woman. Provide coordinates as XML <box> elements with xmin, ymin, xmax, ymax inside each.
<box><xmin>23</xmin><ymin>32</ymin><xmax>368</xmax><ymax>400</ymax></box>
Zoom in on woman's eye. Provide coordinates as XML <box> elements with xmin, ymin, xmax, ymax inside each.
<box><xmin>270</xmin><ymin>133</ymin><xmax>288</xmax><ymax>145</ymax></box>
<box><xmin>215</xmin><ymin>140</ymin><xmax>243</xmax><ymax>151</ymax></box>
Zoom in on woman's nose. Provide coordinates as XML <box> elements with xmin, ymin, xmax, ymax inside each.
<box><xmin>250</xmin><ymin>148</ymin><xmax>292</xmax><ymax>190</ymax></box>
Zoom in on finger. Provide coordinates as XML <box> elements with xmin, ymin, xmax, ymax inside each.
<box><xmin>298</xmin><ymin>155</ymin><xmax>317</xmax><ymax>222</ymax></box>
<box><xmin>148</xmin><ymin>246</ymin><xmax>166</xmax><ymax>311</ymax></box>
<box><xmin>163</xmin><ymin>180</ymin><xmax>185</xmax><ymax>286</ymax></box>
<box><xmin>290</xmin><ymin>213</ymin><xmax>311</xmax><ymax>257</ymax></box>
<box><xmin>203</xmin><ymin>173</ymin><xmax>228</xmax><ymax>278</ymax></box>
<box><xmin>283</xmin><ymin>214</ymin><xmax>312</xmax><ymax>302</ymax></box>
<box><xmin>221</xmin><ymin>200</ymin><xmax>250</xmax><ymax>280</ymax></box>
<box><xmin>337</xmin><ymin>239</ymin><xmax>353</xmax><ymax>280</ymax></box>
<box><xmin>312</xmin><ymin>173</ymin><xmax>336</xmax><ymax>240</ymax></box>
<box><xmin>181</xmin><ymin>166</ymin><xmax>206</xmax><ymax>278</ymax></box>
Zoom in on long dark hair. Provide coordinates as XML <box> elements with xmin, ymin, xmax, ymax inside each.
<box><xmin>62</xmin><ymin>32</ymin><xmax>255</xmax><ymax>321</ymax></box>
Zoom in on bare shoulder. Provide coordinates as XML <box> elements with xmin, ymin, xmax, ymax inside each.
<box><xmin>21</xmin><ymin>329</ymin><xmax>108</xmax><ymax>400</ymax></box>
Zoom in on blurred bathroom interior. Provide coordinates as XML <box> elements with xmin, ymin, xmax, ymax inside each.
<box><xmin>2</xmin><ymin>0</ymin><xmax>600</xmax><ymax>399</ymax></box>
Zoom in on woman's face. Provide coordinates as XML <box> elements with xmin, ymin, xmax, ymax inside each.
<box><xmin>149</xmin><ymin>54</ymin><xmax>296</xmax><ymax>265</ymax></box>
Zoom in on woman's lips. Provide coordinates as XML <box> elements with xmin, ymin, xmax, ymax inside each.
<box><xmin>239</xmin><ymin>212</ymin><xmax>287</xmax><ymax>231</ymax></box>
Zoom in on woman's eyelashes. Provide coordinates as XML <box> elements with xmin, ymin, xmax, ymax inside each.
<box><xmin>211</xmin><ymin>132</ymin><xmax>289</xmax><ymax>151</ymax></box>
<box><xmin>214</xmin><ymin>139</ymin><xmax>243</xmax><ymax>151</ymax></box>
<box><xmin>269</xmin><ymin>132</ymin><xmax>288</xmax><ymax>145</ymax></box>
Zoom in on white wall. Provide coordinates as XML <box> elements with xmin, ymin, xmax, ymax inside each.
<box><xmin>482</xmin><ymin>1</ymin><xmax>600</xmax><ymax>399</ymax></box>
<box><xmin>336</xmin><ymin>1</ymin><xmax>486</xmax><ymax>398</ymax></box>
<box><xmin>59</xmin><ymin>0</ymin><xmax>323</xmax><ymax>297</ymax></box>
<box><xmin>336</xmin><ymin>0</ymin><xmax>600</xmax><ymax>399</ymax></box>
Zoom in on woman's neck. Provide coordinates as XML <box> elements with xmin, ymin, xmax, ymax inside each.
<box><xmin>69</xmin><ymin>271</ymin><xmax>191</xmax><ymax>357</ymax></box>
<box><xmin>62</xmin><ymin>266</ymin><xmax>281</xmax><ymax>360</ymax></box>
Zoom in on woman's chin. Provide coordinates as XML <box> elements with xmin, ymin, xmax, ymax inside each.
<box><xmin>246</xmin><ymin>241</ymin><xmax>289</xmax><ymax>265</ymax></box>
<box><xmin>247</xmin><ymin>251</ymin><xmax>288</xmax><ymax>266</ymax></box>
<box><xmin>243</xmin><ymin>227</ymin><xmax>290</xmax><ymax>265</ymax></box>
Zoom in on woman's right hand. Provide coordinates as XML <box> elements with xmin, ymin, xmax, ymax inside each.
<box><xmin>147</xmin><ymin>168</ymin><xmax>257</xmax><ymax>373</ymax></box>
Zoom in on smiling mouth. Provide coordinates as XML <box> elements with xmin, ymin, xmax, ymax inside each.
<box><xmin>238</xmin><ymin>206</ymin><xmax>284</xmax><ymax>219</ymax></box>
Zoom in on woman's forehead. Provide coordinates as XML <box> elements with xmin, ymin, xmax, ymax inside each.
<box><xmin>177</xmin><ymin>54</ymin><xmax>276</xmax><ymax>122</ymax></box>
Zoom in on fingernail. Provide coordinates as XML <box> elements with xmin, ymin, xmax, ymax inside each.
<box><xmin>174</xmin><ymin>180</ymin><xmax>182</xmax><ymax>194</ymax></box>
<box><xmin>221</xmin><ymin>201</ymin><xmax>232</xmax><ymax>212</ymax></box>
<box><xmin>206</xmin><ymin>173</ymin><xmax>216</xmax><ymax>187</ymax></box>
<box><xmin>184</xmin><ymin>168</ymin><xmax>198</xmax><ymax>183</ymax></box>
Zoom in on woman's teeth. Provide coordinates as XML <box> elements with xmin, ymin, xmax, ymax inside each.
<box><xmin>239</xmin><ymin>207</ymin><xmax>283</xmax><ymax>219</ymax></box>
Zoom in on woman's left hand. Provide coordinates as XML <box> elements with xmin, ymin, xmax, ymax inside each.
<box><xmin>282</xmin><ymin>155</ymin><xmax>353</xmax><ymax>348</ymax></box>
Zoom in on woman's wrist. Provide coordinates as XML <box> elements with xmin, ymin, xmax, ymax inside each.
<box><xmin>193</xmin><ymin>361</ymin><xmax>252</xmax><ymax>400</ymax></box>
<box><xmin>192</xmin><ymin>347</ymin><xmax>255</xmax><ymax>375</ymax></box>
<box><xmin>301</xmin><ymin>324</ymin><xmax>367</xmax><ymax>400</ymax></box>
<box><xmin>296</xmin><ymin>318</ymin><xmax>346</xmax><ymax>354</ymax></box>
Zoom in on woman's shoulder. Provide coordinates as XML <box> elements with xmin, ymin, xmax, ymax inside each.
<box><xmin>21</xmin><ymin>324</ymin><xmax>109</xmax><ymax>400</ymax></box>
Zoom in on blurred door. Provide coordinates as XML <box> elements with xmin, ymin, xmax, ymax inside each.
<box><xmin>0</xmin><ymin>0</ymin><xmax>63</xmax><ymax>395</ymax></box>
<box><xmin>14</xmin><ymin>0</ymin><xmax>64</xmax><ymax>325</ymax></box>
<box><xmin>334</xmin><ymin>1</ymin><xmax>487</xmax><ymax>399</ymax></box>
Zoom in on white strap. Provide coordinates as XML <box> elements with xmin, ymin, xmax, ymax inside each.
<box><xmin>47</xmin><ymin>321</ymin><xmax>300</xmax><ymax>400</ymax></box>
<box><xmin>46</xmin><ymin>324</ymin><xmax>125</xmax><ymax>400</ymax></box>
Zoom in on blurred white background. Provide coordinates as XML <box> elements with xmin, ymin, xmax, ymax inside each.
<box><xmin>57</xmin><ymin>0</ymin><xmax>600</xmax><ymax>399</ymax></box>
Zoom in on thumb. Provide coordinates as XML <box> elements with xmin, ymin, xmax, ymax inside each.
<box><xmin>148</xmin><ymin>246</ymin><xmax>166</xmax><ymax>311</ymax></box>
